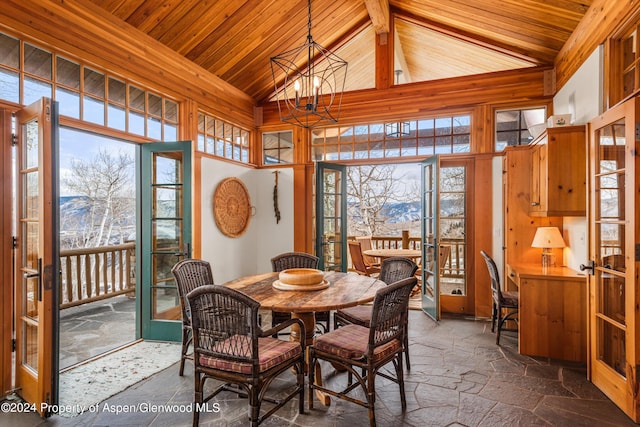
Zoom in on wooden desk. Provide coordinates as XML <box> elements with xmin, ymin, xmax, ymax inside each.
<box><xmin>363</xmin><ymin>248</ymin><xmax>422</xmax><ymax>261</ymax></box>
<box><xmin>223</xmin><ymin>271</ymin><xmax>386</xmax><ymax>405</ymax></box>
<box><xmin>507</xmin><ymin>263</ymin><xmax>587</xmax><ymax>362</ymax></box>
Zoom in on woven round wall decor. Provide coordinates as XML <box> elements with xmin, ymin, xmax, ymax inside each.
<box><xmin>213</xmin><ymin>177</ymin><xmax>253</xmax><ymax>238</ymax></box>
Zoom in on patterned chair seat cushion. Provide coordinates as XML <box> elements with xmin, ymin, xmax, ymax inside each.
<box><xmin>501</xmin><ymin>291</ymin><xmax>519</xmax><ymax>306</ymax></box>
<box><xmin>336</xmin><ymin>305</ymin><xmax>372</xmax><ymax>326</ymax></box>
<box><xmin>199</xmin><ymin>335</ymin><xmax>301</xmax><ymax>374</ymax></box>
<box><xmin>313</xmin><ymin>324</ymin><xmax>401</xmax><ymax>363</ymax></box>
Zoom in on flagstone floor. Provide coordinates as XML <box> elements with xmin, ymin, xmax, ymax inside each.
<box><xmin>2</xmin><ymin>310</ymin><xmax>636</xmax><ymax>426</ymax></box>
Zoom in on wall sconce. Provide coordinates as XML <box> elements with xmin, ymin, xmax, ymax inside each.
<box><xmin>531</xmin><ymin>226</ymin><xmax>566</xmax><ymax>267</ymax></box>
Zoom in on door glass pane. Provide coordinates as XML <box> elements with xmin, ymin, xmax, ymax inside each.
<box><xmin>24</xmin><ymin>323</ymin><xmax>38</xmax><ymax>371</ymax></box>
<box><xmin>20</xmin><ymin>116</ymin><xmax>40</xmax><ymax>374</ymax></box>
<box><xmin>594</xmin><ymin>117</ymin><xmax>627</xmax><ymax>377</ymax></box>
<box><xmin>597</xmin><ymin>318</ymin><xmax>626</xmax><ymax>376</ymax></box>
<box><xmin>151</xmin><ymin>152</ymin><xmax>183</xmax><ymax>320</ymax></box>
<box><xmin>318</xmin><ymin>167</ymin><xmax>345</xmax><ymax>272</ymax></box>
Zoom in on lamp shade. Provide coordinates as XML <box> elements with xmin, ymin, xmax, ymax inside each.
<box><xmin>531</xmin><ymin>227</ymin><xmax>565</xmax><ymax>248</ymax></box>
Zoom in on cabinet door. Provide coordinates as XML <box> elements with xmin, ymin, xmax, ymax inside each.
<box><xmin>530</xmin><ymin>144</ymin><xmax>547</xmax><ymax>213</ymax></box>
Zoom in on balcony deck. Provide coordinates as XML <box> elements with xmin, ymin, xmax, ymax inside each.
<box><xmin>60</xmin><ymin>295</ymin><xmax>137</xmax><ymax>370</ymax></box>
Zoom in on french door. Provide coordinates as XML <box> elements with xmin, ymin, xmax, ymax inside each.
<box><xmin>588</xmin><ymin>96</ymin><xmax>639</xmax><ymax>421</ymax></box>
<box><xmin>315</xmin><ymin>162</ymin><xmax>347</xmax><ymax>271</ymax></box>
<box><xmin>421</xmin><ymin>156</ymin><xmax>440</xmax><ymax>320</ymax></box>
<box><xmin>139</xmin><ymin>141</ymin><xmax>192</xmax><ymax>341</ymax></box>
<box><xmin>14</xmin><ymin>98</ymin><xmax>59</xmax><ymax>416</ymax></box>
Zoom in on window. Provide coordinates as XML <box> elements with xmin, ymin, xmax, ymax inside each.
<box><xmin>197</xmin><ymin>112</ymin><xmax>249</xmax><ymax>164</ymax></box>
<box><xmin>0</xmin><ymin>31</ymin><xmax>179</xmax><ymax>141</ymax></box>
<box><xmin>262</xmin><ymin>131</ymin><xmax>293</xmax><ymax>164</ymax></box>
<box><xmin>495</xmin><ymin>107</ymin><xmax>546</xmax><ymax>151</ymax></box>
<box><xmin>610</xmin><ymin>21</ymin><xmax>640</xmax><ymax>105</ymax></box>
<box><xmin>311</xmin><ymin>115</ymin><xmax>471</xmax><ymax>161</ymax></box>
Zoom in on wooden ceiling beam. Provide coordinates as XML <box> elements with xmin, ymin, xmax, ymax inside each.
<box><xmin>364</xmin><ymin>0</ymin><xmax>390</xmax><ymax>34</ymax></box>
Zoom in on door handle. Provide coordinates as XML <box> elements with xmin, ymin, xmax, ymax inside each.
<box><xmin>23</xmin><ymin>258</ymin><xmax>43</xmax><ymax>301</ymax></box>
<box><xmin>579</xmin><ymin>260</ymin><xmax>595</xmax><ymax>275</ymax></box>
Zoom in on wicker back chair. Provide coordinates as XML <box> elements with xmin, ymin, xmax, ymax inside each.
<box><xmin>379</xmin><ymin>256</ymin><xmax>419</xmax><ymax>284</ymax></box>
<box><xmin>171</xmin><ymin>258</ymin><xmax>215</xmax><ymax>376</ymax></box>
<box><xmin>480</xmin><ymin>250</ymin><xmax>519</xmax><ymax>345</ymax></box>
<box><xmin>334</xmin><ymin>257</ymin><xmax>418</xmax><ymax>369</ymax></box>
<box><xmin>187</xmin><ymin>285</ymin><xmax>305</xmax><ymax>426</ymax></box>
<box><xmin>270</xmin><ymin>252</ymin><xmax>330</xmax><ymax>334</ymax></box>
<box><xmin>309</xmin><ymin>277</ymin><xmax>417</xmax><ymax>426</ymax></box>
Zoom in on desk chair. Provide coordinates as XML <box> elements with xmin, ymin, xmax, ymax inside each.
<box><xmin>480</xmin><ymin>250</ymin><xmax>518</xmax><ymax>345</ymax></box>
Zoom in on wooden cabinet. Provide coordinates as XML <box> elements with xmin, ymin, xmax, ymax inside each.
<box><xmin>508</xmin><ymin>264</ymin><xmax>587</xmax><ymax>362</ymax></box>
<box><xmin>529</xmin><ymin>126</ymin><xmax>586</xmax><ymax>216</ymax></box>
<box><xmin>503</xmin><ymin>146</ymin><xmax>562</xmax><ymax>271</ymax></box>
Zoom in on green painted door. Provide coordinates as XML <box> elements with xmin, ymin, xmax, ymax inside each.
<box><xmin>421</xmin><ymin>156</ymin><xmax>440</xmax><ymax>321</ymax></box>
<box><xmin>315</xmin><ymin>162</ymin><xmax>347</xmax><ymax>271</ymax></box>
<box><xmin>138</xmin><ymin>141</ymin><xmax>191</xmax><ymax>341</ymax></box>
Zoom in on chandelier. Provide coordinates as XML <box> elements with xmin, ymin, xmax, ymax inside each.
<box><xmin>270</xmin><ymin>0</ymin><xmax>348</xmax><ymax>128</ymax></box>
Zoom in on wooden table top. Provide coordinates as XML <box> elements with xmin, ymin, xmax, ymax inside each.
<box><xmin>222</xmin><ymin>271</ymin><xmax>386</xmax><ymax>313</ymax></box>
<box><xmin>363</xmin><ymin>248</ymin><xmax>422</xmax><ymax>259</ymax></box>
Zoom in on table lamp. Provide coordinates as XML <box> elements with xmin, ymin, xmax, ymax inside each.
<box><xmin>531</xmin><ymin>226</ymin><xmax>565</xmax><ymax>267</ymax></box>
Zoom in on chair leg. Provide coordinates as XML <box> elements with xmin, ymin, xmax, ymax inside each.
<box><xmin>180</xmin><ymin>327</ymin><xmax>191</xmax><ymax>376</ymax></box>
<box><xmin>249</xmin><ymin>386</ymin><xmax>260</xmax><ymax>427</ymax></box>
<box><xmin>491</xmin><ymin>302</ymin><xmax>497</xmax><ymax>333</ymax></box>
<box><xmin>496</xmin><ymin>306</ymin><xmax>502</xmax><ymax>345</ymax></box>
<box><xmin>193</xmin><ymin>372</ymin><xmax>202</xmax><ymax>427</ymax></box>
<box><xmin>396</xmin><ymin>354</ymin><xmax>407</xmax><ymax>411</ymax></box>
<box><xmin>367</xmin><ymin>366</ymin><xmax>376</xmax><ymax>427</ymax></box>
<box><xmin>403</xmin><ymin>322</ymin><xmax>411</xmax><ymax>370</ymax></box>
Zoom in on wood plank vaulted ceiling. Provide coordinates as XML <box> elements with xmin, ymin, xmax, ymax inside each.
<box><xmin>88</xmin><ymin>0</ymin><xmax>593</xmax><ymax>104</ymax></box>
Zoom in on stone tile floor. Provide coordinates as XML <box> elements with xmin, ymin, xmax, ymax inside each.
<box><xmin>2</xmin><ymin>310</ymin><xmax>636</xmax><ymax>426</ymax></box>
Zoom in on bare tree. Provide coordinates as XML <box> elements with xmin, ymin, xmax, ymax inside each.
<box><xmin>61</xmin><ymin>148</ymin><xmax>135</xmax><ymax>248</ymax></box>
<box><xmin>346</xmin><ymin>164</ymin><xmax>416</xmax><ymax>236</ymax></box>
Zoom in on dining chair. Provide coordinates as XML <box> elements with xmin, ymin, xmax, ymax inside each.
<box><xmin>270</xmin><ymin>252</ymin><xmax>330</xmax><ymax>335</ymax></box>
<box><xmin>355</xmin><ymin>235</ymin><xmax>381</xmax><ymax>268</ymax></box>
<box><xmin>480</xmin><ymin>250</ymin><xmax>519</xmax><ymax>345</ymax></box>
<box><xmin>308</xmin><ymin>276</ymin><xmax>417</xmax><ymax>426</ymax></box>
<box><xmin>187</xmin><ymin>285</ymin><xmax>305</xmax><ymax>427</ymax></box>
<box><xmin>334</xmin><ymin>257</ymin><xmax>418</xmax><ymax>369</ymax></box>
<box><xmin>348</xmin><ymin>240</ymin><xmax>381</xmax><ymax>276</ymax></box>
<box><xmin>170</xmin><ymin>258</ymin><xmax>215</xmax><ymax>376</ymax></box>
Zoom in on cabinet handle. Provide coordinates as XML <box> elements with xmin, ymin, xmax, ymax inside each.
<box><xmin>531</xmin><ymin>202</ymin><xmax>539</xmax><ymax>206</ymax></box>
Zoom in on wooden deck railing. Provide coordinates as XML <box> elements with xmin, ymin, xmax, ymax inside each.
<box><xmin>353</xmin><ymin>233</ymin><xmax>465</xmax><ymax>279</ymax></box>
<box><xmin>59</xmin><ymin>242</ymin><xmax>135</xmax><ymax>309</ymax></box>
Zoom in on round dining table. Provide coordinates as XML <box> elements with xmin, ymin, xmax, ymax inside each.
<box><xmin>223</xmin><ymin>270</ymin><xmax>386</xmax><ymax>405</ymax></box>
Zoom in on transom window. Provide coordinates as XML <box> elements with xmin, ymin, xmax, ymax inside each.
<box><xmin>495</xmin><ymin>107</ymin><xmax>546</xmax><ymax>151</ymax></box>
<box><xmin>610</xmin><ymin>20</ymin><xmax>640</xmax><ymax>106</ymax></box>
<box><xmin>263</xmin><ymin>131</ymin><xmax>293</xmax><ymax>164</ymax></box>
<box><xmin>0</xmin><ymin>31</ymin><xmax>179</xmax><ymax>140</ymax></box>
<box><xmin>311</xmin><ymin>115</ymin><xmax>471</xmax><ymax>161</ymax></box>
<box><xmin>197</xmin><ymin>112</ymin><xmax>250</xmax><ymax>163</ymax></box>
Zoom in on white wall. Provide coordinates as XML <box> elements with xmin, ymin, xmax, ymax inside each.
<box><xmin>199</xmin><ymin>157</ymin><xmax>294</xmax><ymax>284</ymax></box>
<box><xmin>552</xmin><ymin>46</ymin><xmax>603</xmax><ymax>270</ymax></box>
